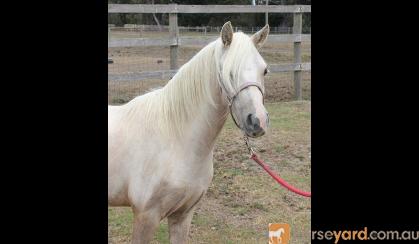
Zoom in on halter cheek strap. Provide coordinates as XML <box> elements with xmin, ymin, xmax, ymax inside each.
<box><xmin>219</xmin><ymin>80</ymin><xmax>265</xmax><ymax>130</ymax></box>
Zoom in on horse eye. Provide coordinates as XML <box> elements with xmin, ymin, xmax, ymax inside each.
<box><xmin>264</xmin><ymin>68</ymin><xmax>268</xmax><ymax>76</ymax></box>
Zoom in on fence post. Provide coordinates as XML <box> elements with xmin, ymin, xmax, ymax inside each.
<box><xmin>265</xmin><ymin>0</ymin><xmax>269</xmax><ymax>25</ymax></box>
<box><xmin>169</xmin><ymin>5</ymin><xmax>179</xmax><ymax>70</ymax></box>
<box><xmin>293</xmin><ymin>7</ymin><xmax>303</xmax><ymax>100</ymax></box>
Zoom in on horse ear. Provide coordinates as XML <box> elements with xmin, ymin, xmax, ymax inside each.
<box><xmin>221</xmin><ymin>21</ymin><xmax>233</xmax><ymax>47</ymax></box>
<box><xmin>251</xmin><ymin>24</ymin><xmax>270</xmax><ymax>49</ymax></box>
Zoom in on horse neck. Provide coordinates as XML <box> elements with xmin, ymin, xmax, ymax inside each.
<box><xmin>162</xmin><ymin>43</ymin><xmax>229</xmax><ymax>154</ymax></box>
<box><xmin>183</xmin><ymin>79</ymin><xmax>229</xmax><ymax>155</ymax></box>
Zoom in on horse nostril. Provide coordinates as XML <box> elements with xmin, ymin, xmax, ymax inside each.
<box><xmin>246</xmin><ymin>113</ymin><xmax>253</xmax><ymax>126</ymax></box>
<box><xmin>246</xmin><ymin>113</ymin><xmax>261</xmax><ymax>130</ymax></box>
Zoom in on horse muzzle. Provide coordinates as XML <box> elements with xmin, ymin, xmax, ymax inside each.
<box><xmin>244</xmin><ymin>112</ymin><xmax>269</xmax><ymax>138</ymax></box>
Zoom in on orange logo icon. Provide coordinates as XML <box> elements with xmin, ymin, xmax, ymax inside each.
<box><xmin>269</xmin><ymin>223</ymin><xmax>290</xmax><ymax>244</ymax></box>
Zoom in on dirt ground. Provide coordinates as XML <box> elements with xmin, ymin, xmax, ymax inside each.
<box><xmin>108</xmin><ymin>42</ymin><xmax>310</xmax><ymax>73</ymax></box>
<box><xmin>108</xmin><ymin>71</ymin><xmax>310</xmax><ymax>105</ymax></box>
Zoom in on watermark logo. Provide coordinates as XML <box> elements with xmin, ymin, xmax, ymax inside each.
<box><xmin>269</xmin><ymin>223</ymin><xmax>290</xmax><ymax>244</ymax></box>
<box><xmin>312</xmin><ymin>227</ymin><xmax>419</xmax><ymax>242</ymax></box>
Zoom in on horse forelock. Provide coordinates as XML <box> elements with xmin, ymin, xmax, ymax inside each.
<box><xmin>215</xmin><ymin>32</ymin><xmax>260</xmax><ymax>95</ymax></box>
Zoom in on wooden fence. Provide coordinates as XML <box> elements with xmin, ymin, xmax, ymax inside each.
<box><xmin>108</xmin><ymin>4</ymin><xmax>311</xmax><ymax>100</ymax></box>
<box><xmin>110</xmin><ymin>25</ymin><xmax>295</xmax><ymax>35</ymax></box>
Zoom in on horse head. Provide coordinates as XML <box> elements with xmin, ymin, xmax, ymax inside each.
<box><xmin>215</xmin><ymin>21</ymin><xmax>270</xmax><ymax>138</ymax></box>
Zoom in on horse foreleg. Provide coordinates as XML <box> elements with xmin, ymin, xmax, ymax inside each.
<box><xmin>131</xmin><ymin>209</ymin><xmax>160</xmax><ymax>244</ymax></box>
<box><xmin>168</xmin><ymin>191</ymin><xmax>206</xmax><ymax>244</ymax></box>
<box><xmin>168</xmin><ymin>206</ymin><xmax>196</xmax><ymax>244</ymax></box>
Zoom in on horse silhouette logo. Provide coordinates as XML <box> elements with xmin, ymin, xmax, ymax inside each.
<box><xmin>269</xmin><ymin>223</ymin><xmax>290</xmax><ymax>244</ymax></box>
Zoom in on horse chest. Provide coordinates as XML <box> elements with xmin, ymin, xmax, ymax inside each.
<box><xmin>142</xmin><ymin>180</ymin><xmax>206</xmax><ymax>219</ymax></box>
<box><xmin>127</xmin><ymin>155</ymin><xmax>213</xmax><ymax>212</ymax></box>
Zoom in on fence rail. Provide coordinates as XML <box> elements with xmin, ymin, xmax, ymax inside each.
<box><xmin>108</xmin><ymin>4</ymin><xmax>311</xmax><ymax>13</ymax></box>
<box><xmin>108</xmin><ymin>4</ymin><xmax>311</xmax><ymax>100</ymax></box>
<box><xmin>108</xmin><ymin>34</ymin><xmax>311</xmax><ymax>47</ymax></box>
<box><xmin>109</xmin><ymin>25</ymin><xmax>303</xmax><ymax>35</ymax></box>
<box><xmin>108</xmin><ymin>63</ymin><xmax>311</xmax><ymax>82</ymax></box>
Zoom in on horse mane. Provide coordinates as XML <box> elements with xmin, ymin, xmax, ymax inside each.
<box><xmin>125</xmin><ymin>32</ymin><xmax>257</xmax><ymax>137</ymax></box>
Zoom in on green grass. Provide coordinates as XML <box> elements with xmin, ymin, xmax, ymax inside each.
<box><xmin>108</xmin><ymin>101</ymin><xmax>311</xmax><ymax>243</ymax></box>
<box><xmin>108</xmin><ymin>208</ymin><xmax>133</xmax><ymax>243</ymax></box>
<box><xmin>154</xmin><ymin>223</ymin><xmax>169</xmax><ymax>244</ymax></box>
<box><xmin>266</xmin><ymin>102</ymin><xmax>311</xmax><ymax>131</ymax></box>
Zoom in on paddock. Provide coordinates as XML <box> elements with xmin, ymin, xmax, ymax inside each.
<box><xmin>108</xmin><ymin>3</ymin><xmax>311</xmax><ymax>243</ymax></box>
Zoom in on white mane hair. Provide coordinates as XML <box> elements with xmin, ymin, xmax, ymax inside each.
<box><xmin>123</xmin><ymin>32</ymin><xmax>258</xmax><ymax>137</ymax></box>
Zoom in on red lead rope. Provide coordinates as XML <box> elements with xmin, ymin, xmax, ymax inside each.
<box><xmin>250</xmin><ymin>153</ymin><xmax>311</xmax><ymax>197</ymax></box>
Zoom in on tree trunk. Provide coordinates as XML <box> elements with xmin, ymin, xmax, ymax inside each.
<box><xmin>151</xmin><ymin>0</ymin><xmax>162</xmax><ymax>31</ymax></box>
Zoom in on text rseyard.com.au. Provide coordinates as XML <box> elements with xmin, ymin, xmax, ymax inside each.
<box><xmin>312</xmin><ymin>227</ymin><xmax>419</xmax><ymax>243</ymax></box>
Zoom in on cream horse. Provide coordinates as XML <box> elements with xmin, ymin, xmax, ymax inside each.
<box><xmin>108</xmin><ymin>22</ymin><xmax>270</xmax><ymax>244</ymax></box>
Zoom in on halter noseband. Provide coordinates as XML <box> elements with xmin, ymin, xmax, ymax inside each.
<box><xmin>219</xmin><ymin>80</ymin><xmax>265</xmax><ymax>130</ymax></box>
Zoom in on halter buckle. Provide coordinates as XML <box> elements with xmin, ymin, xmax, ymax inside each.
<box><xmin>243</xmin><ymin>135</ymin><xmax>256</xmax><ymax>157</ymax></box>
